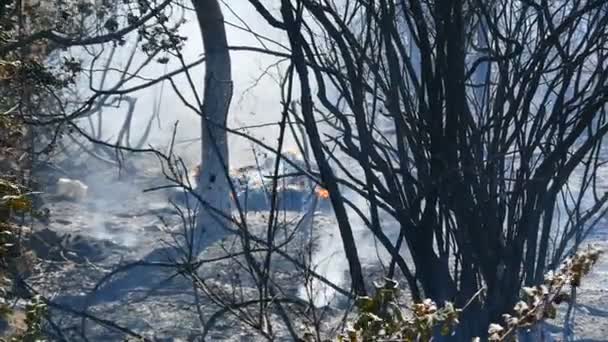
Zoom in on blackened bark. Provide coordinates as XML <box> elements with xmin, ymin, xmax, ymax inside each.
<box><xmin>279</xmin><ymin>0</ymin><xmax>367</xmax><ymax>296</ymax></box>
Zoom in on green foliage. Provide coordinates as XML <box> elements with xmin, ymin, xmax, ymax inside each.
<box><xmin>487</xmin><ymin>247</ymin><xmax>603</xmax><ymax>342</ymax></box>
<box><xmin>340</xmin><ymin>247</ymin><xmax>602</xmax><ymax>342</ymax></box>
<box><xmin>0</xmin><ymin>106</ymin><xmax>44</xmax><ymax>342</ymax></box>
<box><xmin>0</xmin><ymin>171</ymin><xmax>39</xmax><ymax>340</ymax></box>
<box><xmin>339</xmin><ymin>279</ymin><xmax>461</xmax><ymax>342</ymax></box>
<box><xmin>6</xmin><ymin>295</ymin><xmax>47</xmax><ymax>342</ymax></box>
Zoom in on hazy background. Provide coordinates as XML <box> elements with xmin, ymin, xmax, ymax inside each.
<box><xmin>64</xmin><ymin>1</ymin><xmax>295</xmax><ymax>169</ymax></box>
<box><xmin>49</xmin><ymin>1</ymin><xmax>373</xmax><ymax>305</ymax></box>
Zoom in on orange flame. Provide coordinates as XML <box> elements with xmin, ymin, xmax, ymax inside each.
<box><xmin>316</xmin><ymin>187</ymin><xmax>330</xmax><ymax>199</ymax></box>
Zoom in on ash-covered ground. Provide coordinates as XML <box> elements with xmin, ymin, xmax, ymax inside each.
<box><xmin>27</xmin><ymin>153</ymin><xmax>355</xmax><ymax>341</ymax></box>
<box><xmin>24</xmin><ymin>153</ymin><xmax>608</xmax><ymax>341</ymax></box>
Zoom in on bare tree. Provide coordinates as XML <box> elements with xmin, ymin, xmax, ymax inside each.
<box><xmin>247</xmin><ymin>0</ymin><xmax>608</xmax><ymax>339</ymax></box>
<box><xmin>191</xmin><ymin>0</ymin><xmax>234</xmax><ymax>254</ymax></box>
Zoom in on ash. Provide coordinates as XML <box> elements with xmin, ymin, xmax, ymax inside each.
<box><xmin>27</xmin><ymin>153</ymin><xmax>351</xmax><ymax>341</ymax></box>
<box><xmin>24</xmin><ymin>153</ymin><xmax>608</xmax><ymax>341</ymax></box>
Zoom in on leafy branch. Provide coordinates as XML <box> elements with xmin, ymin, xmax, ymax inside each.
<box><xmin>486</xmin><ymin>246</ymin><xmax>603</xmax><ymax>341</ymax></box>
<box><xmin>339</xmin><ymin>246</ymin><xmax>602</xmax><ymax>342</ymax></box>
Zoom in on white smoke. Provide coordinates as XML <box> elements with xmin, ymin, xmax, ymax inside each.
<box><xmin>299</xmin><ymin>188</ymin><xmax>398</xmax><ymax>307</ymax></box>
<box><xmin>50</xmin><ymin>1</ymin><xmax>401</xmax><ymax>306</ymax></box>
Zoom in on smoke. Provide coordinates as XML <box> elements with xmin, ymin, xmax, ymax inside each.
<box><xmin>64</xmin><ymin>2</ymin><xmax>292</xmax><ymax>168</ymax></box>
<box><xmin>299</xmin><ymin>187</ymin><xmax>398</xmax><ymax>307</ymax></box>
<box><xmin>45</xmin><ymin>3</ymin><xmax>293</xmax><ymax>246</ymax></box>
<box><xmin>79</xmin><ymin>170</ymin><xmax>145</xmax><ymax>247</ymax></box>
<box><xmin>48</xmin><ymin>1</ymin><xmax>403</xmax><ymax>306</ymax></box>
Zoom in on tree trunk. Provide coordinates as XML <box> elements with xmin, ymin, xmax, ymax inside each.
<box><xmin>192</xmin><ymin>0</ymin><xmax>233</xmax><ymax>254</ymax></box>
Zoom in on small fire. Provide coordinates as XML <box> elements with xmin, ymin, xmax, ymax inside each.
<box><xmin>316</xmin><ymin>187</ymin><xmax>330</xmax><ymax>199</ymax></box>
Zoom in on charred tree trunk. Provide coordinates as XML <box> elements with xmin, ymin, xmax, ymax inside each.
<box><xmin>280</xmin><ymin>0</ymin><xmax>367</xmax><ymax>296</ymax></box>
<box><xmin>249</xmin><ymin>0</ymin><xmax>608</xmax><ymax>339</ymax></box>
<box><xmin>192</xmin><ymin>0</ymin><xmax>233</xmax><ymax>254</ymax></box>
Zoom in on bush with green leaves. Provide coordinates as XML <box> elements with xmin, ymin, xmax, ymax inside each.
<box><xmin>341</xmin><ymin>247</ymin><xmax>602</xmax><ymax>342</ymax></box>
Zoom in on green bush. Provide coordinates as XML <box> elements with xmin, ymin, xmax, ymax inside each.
<box><xmin>340</xmin><ymin>248</ymin><xmax>602</xmax><ymax>342</ymax></box>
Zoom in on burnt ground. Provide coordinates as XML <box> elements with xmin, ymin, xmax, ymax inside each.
<box><xmin>26</xmin><ymin>155</ymin><xmax>351</xmax><ymax>341</ymax></box>
<box><xmin>22</xmin><ymin>155</ymin><xmax>608</xmax><ymax>341</ymax></box>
